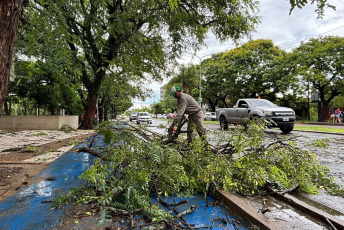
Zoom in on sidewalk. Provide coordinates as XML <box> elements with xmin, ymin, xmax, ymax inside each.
<box><xmin>0</xmin><ymin>135</ymin><xmax>99</xmax><ymax>230</ymax></box>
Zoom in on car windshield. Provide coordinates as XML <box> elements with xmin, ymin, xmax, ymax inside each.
<box><xmin>131</xmin><ymin>112</ymin><xmax>137</xmax><ymax>115</ymax></box>
<box><xmin>247</xmin><ymin>99</ymin><xmax>277</xmax><ymax>108</ymax></box>
<box><xmin>139</xmin><ymin>112</ymin><xmax>149</xmax><ymax>116</ymax></box>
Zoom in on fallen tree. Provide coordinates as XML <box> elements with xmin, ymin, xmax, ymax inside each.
<box><xmin>53</xmin><ymin>120</ymin><xmax>344</xmax><ymax>228</ymax></box>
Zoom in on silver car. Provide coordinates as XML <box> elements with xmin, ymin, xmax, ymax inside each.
<box><xmin>136</xmin><ymin>112</ymin><xmax>153</xmax><ymax>125</ymax></box>
<box><xmin>129</xmin><ymin>112</ymin><xmax>138</xmax><ymax>121</ymax></box>
<box><xmin>204</xmin><ymin>112</ymin><xmax>216</xmax><ymax>121</ymax></box>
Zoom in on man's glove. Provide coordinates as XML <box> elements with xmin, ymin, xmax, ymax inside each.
<box><xmin>168</xmin><ymin>125</ymin><xmax>177</xmax><ymax>134</ymax></box>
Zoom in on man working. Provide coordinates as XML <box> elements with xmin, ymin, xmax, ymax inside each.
<box><xmin>169</xmin><ymin>86</ymin><xmax>205</xmax><ymax>143</ymax></box>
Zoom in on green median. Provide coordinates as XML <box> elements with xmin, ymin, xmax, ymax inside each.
<box><xmin>204</xmin><ymin>120</ymin><xmax>344</xmax><ymax>134</ymax></box>
<box><xmin>294</xmin><ymin>125</ymin><xmax>344</xmax><ymax>134</ymax></box>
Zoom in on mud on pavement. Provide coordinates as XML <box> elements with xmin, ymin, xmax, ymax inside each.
<box><xmin>0</xmin><ymin>130</ymin><xmax>93</xmax><ymax>202</ymax></box>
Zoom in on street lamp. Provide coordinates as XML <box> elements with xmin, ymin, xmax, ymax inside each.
<box><xmin>193</xmin><ymin>54</ymin><xmax>212</xmax><ymax>107</ymax></box>
<box><xmin>199</xmin><ymin>63</ymin><xmax>202</xmax><ymax>106</ymax></box>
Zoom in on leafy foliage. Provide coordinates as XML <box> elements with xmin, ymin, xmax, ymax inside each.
<box><xmin>59</xmin><ymin>124</ymin><xmax>77</xmax><ymax>133</ymax></box>
<box><xmin>291</xmin><ymin>36</ymin><xmax>344</xmax><ymax>122</ymax></box>
<box><xmin>53</xmin><ymin>121</ymin><xmax>343</xmax><ymax>227</ymax></box>
<box><xmin>170</xmin><ymin>39</ymin><xmax>301</xmax><ymax>111</ymax></box>
<box><xmin>16</xmin><ymin>0</ymin><xmax>260</xmax><ymax>129</ymax></box>
<box><xmin>11</xmin><ymin>60</ymin><xmax>82</xmax><ymax>115</ymax></box>
<box><xmin>288</xmin><ymin>0</ymin><xmax>336</xmax><ymax>18</ymax></box>
<box><xmin>306</xmin><ymin>138</ymin><xmax>330</xmax><ymax>148</ymax></box>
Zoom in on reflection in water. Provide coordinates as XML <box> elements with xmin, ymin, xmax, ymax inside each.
<box><xmin>18</xmin><ymin>181</ymin><xmax>52</xmax><ymax>198</ymax></box>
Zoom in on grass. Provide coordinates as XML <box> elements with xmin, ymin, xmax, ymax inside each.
<box><xmin>293</xmin><ymin>125</ymin><xmax>344</xmax><ymax>134</ymax></box>
<box><xmin>203</xmin><ymin>120</ymin><xmax>344</xmax><ymax>134</ymax></box>
<box><xmin>162</xmin><ymin>119</ymin><xmax>344</xmax><ymax>133</ymax></box>
<box><xmin>32</xmin><ymin>131</ymin><xmax>48</xmax><ymax>136</ymax></box>
<box><xmin>203</xmin><ymin>120</ymin><xmax>218</xmax><ymax>124</ymax></box>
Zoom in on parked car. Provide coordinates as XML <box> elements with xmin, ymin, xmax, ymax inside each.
<box><xmin>204</xmin><ymin>112</ymin><xmax>216</xmax><ymax>121</ymax></box>
<box><xmin>129</xmin><ymin>112</ymin><xmax>138</xmax><ymax>121</ymax></box>
<box><xmin>136</xmin><ymin>112</ymin><xmax>153</xmax><ymax>125</ymax></box>
<box><xmin>167</xmin><ymin>113</ymin><xmax>175</xmax><ymax>119</ymax></box>
<box><xmin>157</xmin><ymin>114</ymin><xmax>163</xmax><ymax>119</ymax></box>
<box><xmin>216</xmin><ymin>98</ymin><xmax>296</xmax><ymax>133</ymax></box>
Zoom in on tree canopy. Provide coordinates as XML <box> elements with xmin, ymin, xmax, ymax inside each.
<box><xmin>288</xmin><ymin>0</ymin><xmax>335</xmax><ymax>18</ymax></box>
<box><xmin>9</xmin><ymin>60</ymin><xmax>82</xmax><ymax>115</ymax></box>
<box><xmin>201</xmin><ymin>39</ymin><xmax>298</xmax><ymax>108</ymax></box>
<box><xmin>291</xmin><ymin>36</ymin><xmax>344</xmax><ymax>121</ymax></box>
<box><xmin>14</xmin><ymin>0</ymin><xmax>260</xmax><ymax>128</ymax></box>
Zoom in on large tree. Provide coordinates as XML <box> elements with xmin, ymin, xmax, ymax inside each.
<box><xmin>98</xmin><ymin>73</ymin><xmax>140</xmax><ymax>122</ymax></box>
<box><xmin>165</xmin><ymin>64</ymin><xmax>200</xmax><ymax>96</ymax></box>
<box><xmin>16</xmin><ymin>0</ymin><xmax>261</xmax><ymax>129</ymax></box>
<box><xmin>291</xmin><ymin>36</ymin><xmax>344</xmax><ymax>121</ymax></box>
<box><xmin>201</xmin><ymin>54</ymin><xmax>232</xmax><ymax>110</ymax></box>
<box><xmin>201</xmin><ymin>39</ymin><xmax>298</xmax><ymax>109</ymax></box>
<box><xmin>11</xmin><ymin>60</ymin><xmax>82</xmax><ymax>115</ymax></box>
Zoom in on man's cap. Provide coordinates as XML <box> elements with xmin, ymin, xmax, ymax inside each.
<box><xmin>170</xmin><ymin>86</ymin><xmax>180</xmax><ymax>96</ymax></box>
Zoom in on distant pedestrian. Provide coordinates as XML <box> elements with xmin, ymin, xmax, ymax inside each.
<box><xmin>335</xmin><ymin>108</ymin><xmax>342</xmax><ymax>123</ymax></box>
<box><xmin>329</xmin><ymin>106</ymin><xmax>335</xmax><ymax>123</ymax></box>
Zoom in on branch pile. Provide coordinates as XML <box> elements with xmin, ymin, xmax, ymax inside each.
<box><xmin>54</xmin><ymin>120</ymin><xmax>343</xmax><ymax>228</ymax></box>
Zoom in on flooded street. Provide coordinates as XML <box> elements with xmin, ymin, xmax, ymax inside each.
<box><xmin>140</xmin><ymin>119</ymin><xmax>344</xmax><ymax>229</ymax></box>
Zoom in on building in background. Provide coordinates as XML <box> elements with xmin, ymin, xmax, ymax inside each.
<box><xmin>160</xmin><ymin>87</ymin><xmax>165</xmax><ymax>101</ymax></box>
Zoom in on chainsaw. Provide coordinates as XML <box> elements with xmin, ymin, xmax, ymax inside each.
<box><xmin>162</xmin><ymin>115</ymin><xmax>190</xmax><ymax>144</ymax></box>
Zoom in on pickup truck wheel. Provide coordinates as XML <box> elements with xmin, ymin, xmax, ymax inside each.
<box><xmin>137</xmin><ymin>121</ymin><xmax>140</xmax><ymax>125</ymax></box>
<box><xmin>219</xmin><ymin>117</ymin><xmax>228</xmax><ymax>130</ymax></box>
<box><xmin>250</xmin><ymin>115</ymin><xmax>260</xmax><ymax>121</ymax></box>
<box><xmin>280</xmin><ymin>126</ymin><xmax>293</xmax><ymax>134</ymax></box>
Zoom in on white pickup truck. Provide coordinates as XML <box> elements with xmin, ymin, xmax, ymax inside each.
<box><xmin>216</xmin><ymin>98</ymin><xmax>296</xmax><ymax>133</ymax></box>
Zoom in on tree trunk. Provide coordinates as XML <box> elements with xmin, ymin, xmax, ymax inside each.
<box><xmin>4</xmin><ymin>100</ymin><xmax>8</xmax><ymax>114</ymax></box>
<box><xmin>98</xmin><ymin>106</ymin><xmax>103</xmax><ymax>124</ymax></box>
<box><xmin>319</xmin><ymin>99</ymin><xmax>330</xmax><ymax>122</ymax></box>
<box><xmin>104</xmin><ymin>106</ymin><xmax>108</xmax><ymax>121</ymax></box>
<box><xmin>50</xmin><ymin>105</ymin><xmax>55</xmax><ymax>115</ymax></box>
<box><xmin>0</xmin><ymin>0</ymin><xmax>24</xmax><ymax>115</ymax></box>
<box><xmin>111</xmin><ymin>104</ymin><xmax>116</xmax><ymax>119</ymax></box>
<box><xmin>103</xmin><ymin>99</ymin><xmax>110</xmax><ymax>121</ymax></box>
<box><xmin>97</xmin><ymin>97</ymin><xmax>104</xmax><ymax>124</ymax></box>
<box><xmin>317</xmin><ymin>100</ymin><xmax>322</xmax><ymax>122</ymax></box>
<box><xmin>80</xmin><ymin>93</ymin><xmax>98</xmax><ymax>129</ymax></box>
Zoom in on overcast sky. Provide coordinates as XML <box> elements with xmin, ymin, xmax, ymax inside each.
<box><xmin>132</xmin><ymin>0</ymin><xmax>344</xmax><ymax>109</ymax></box>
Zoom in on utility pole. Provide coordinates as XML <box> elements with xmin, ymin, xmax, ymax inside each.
<box><xmin>193</xmin><ymin>54</ymin><xmax>212</xmax><ymax>107</ymax></box>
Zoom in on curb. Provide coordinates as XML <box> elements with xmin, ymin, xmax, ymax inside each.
<box><xmin>213</xmin><ymin>190</ymin><xmax>281</xmax><ymax>230</ymax></box>
<box><xmin>214</xmin><ymin>189</ymin><xmax>344</xmax><ymax>230</ymax></box>
<box><xmin>272</xmin><ymin>193</ymin><xmax>344</xmax><ymax>230</ymax></box>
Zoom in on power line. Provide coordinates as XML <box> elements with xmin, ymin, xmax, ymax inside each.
<box><xmin>281</xmin><ymin>25</ymin><xmax>344</xmax><ymax>49</ymax></box>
